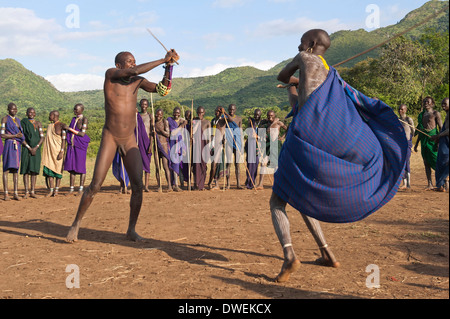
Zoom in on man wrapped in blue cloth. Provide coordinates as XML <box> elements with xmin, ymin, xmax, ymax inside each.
<box><xmin>270</xmin><ymin>29</ymin><xmax>407</xmax><ymax>283</ymax></box>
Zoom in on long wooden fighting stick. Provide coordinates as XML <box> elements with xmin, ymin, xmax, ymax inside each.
<box><xmin>332</xmin><ymin>4</ymin><xmax>449</xmax><ymax>68</ymax></box>
<box><xmin>276</xmin><ymin>5</ymin><xmax>449</xmax><ymax>91</ymax></box>
<box><xmin>188</xmin><ymin>99</ymin><xmax>194</xmax><ymax>191</ymax></box>
<box><xmin>150</xmin><ymin>93</ymin><xmax>163</xmax><ymax>192</ymax></box>
<box><xmin>221</xmin><ymin>135</ymin><xmax>226</xmax><ymax>191</ymax></box>
<box><xmin>398</xmin><ymin>118</ymin><xmax>431</xmax><ymax>138</ymax></box>
<box><xmin>146</xmin><ymin>28</ymin><xmax>179</xmax><ymax>65</ymax></box>
<box><xmin>221</xmin><ymin>109</ymin><xmax>258</xmax><ymax>191</ymax></box>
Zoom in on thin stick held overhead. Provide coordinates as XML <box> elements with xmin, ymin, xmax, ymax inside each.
<box><xmin>146</xmin><ymin>28</ymin><xmax>179</xmax><ymax>65</ymax></box>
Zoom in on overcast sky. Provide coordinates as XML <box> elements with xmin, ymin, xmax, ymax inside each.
<box><xmin>0</xmin><ymin>0</ymin><xmax>432</xmax><ymax>91</ymax></box>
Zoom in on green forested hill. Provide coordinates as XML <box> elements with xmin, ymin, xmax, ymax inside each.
<box><xmin>1</xmin><ymin>0</ymin><xmax>448</xmax><ymax>118</ymax></box>
<box><xmin>150</xmin><ymin>0</ymin><xmax>449</xmax><ymax>112</ymax></box>
<box><xmin>0</xmin><ymin>59</ymin><xmax>72</xmax><ymax>118</ymax></box>
<box><xmin>324</xmin><ymin>0</ymin><xmax>449</xmax><ymax>67</ymax></box>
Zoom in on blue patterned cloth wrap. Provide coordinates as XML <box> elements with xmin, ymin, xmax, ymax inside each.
<box><xmin>273</xmin><ymin>67</ymin><xmax>408</xmax><ymax>223</ymax></box>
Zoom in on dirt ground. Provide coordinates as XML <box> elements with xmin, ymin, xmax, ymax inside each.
<box><xmin>0</xmin><ymin>151</ymin><xmax>448</xmax><ymax>301</ymax></box>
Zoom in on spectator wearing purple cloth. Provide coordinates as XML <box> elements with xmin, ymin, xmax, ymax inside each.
<box><xmin>63</xmin><ymin>104</ymin><xmax>90</xmax><ymax>196</ymax></box>
<box><xmin>167</xmin><ymin>107</ymin><xmax>187</xmax><ymax>192</ymax></box>
<box><xmin>1</xmin><ymin>103</ymin><xmax>25</xmax><ymax>201</ymax></box>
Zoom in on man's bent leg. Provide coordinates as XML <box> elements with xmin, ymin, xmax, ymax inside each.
<box><xmin>66</xmin><ymin>131</ymin><xmax>117</xmax><ymax>242</ymax></box>
<box><xmin>270</xmin><ymin>192</ymin><xmax>300</xmax><ymax>282</ymax></box>
<box><xmin>301</xmin><ymin>214</ymin><xmax>340</xmax><ymax>268</ymax></box>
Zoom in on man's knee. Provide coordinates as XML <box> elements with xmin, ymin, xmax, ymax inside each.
<box><xmin>130</xmin><ymin>179</ymin><xmax>144</xmax><ymax>193</ymax></box>
<box><xmin>88</xmin><ymin>182</ymin><xmax>101</xmax><ymax>195</ymax></box>
<box><xmin>270</xmin><ymin>192</ymin><xmax>286</xmax><ymax>210</ymax></box>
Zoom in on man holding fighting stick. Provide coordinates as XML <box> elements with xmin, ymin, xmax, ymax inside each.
<box><xmin>66</xmin><ymin>49</ymin><xmax>179</xmax><ymax>243</ymax></box>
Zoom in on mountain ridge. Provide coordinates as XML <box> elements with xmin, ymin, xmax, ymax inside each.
<box><xmin>1</xmin><ymin>0</ymin><xmax>448</xmax><ymax>116</ymax></box>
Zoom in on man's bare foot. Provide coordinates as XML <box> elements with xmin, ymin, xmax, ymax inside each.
<box><xmin>316</xmin><ymin>247</ymin><xmax>340</xmax><ymax>268</ymax></box>
<box><xmin>30</xmin><ymin>192</ymin><xmax>37</xmax><ymax>199</ymax></box>
<box><xmin>66</xmin><ymin>227</ymin><xmax>79</xmax><ymax>243</ymax></box>
<box><xmin>13</xmin><ymin>193</ymin><xmax>21</xmax><ymax>201</ymax></box>
<box><xmin>126</xmin><ymin>230</ymin><xmax>146</xmax><ymax>242</ymax></box>
<box><xmin>23</xmin><ymin>192</ymin><xmax>29</xmax><ymax>199</ymax></box>
<box><xmin>173</xmin><ymin>186</ymin><xmax>183</xmax><ymax>192</ymax></box>
<box><xmin>434</xmin><ymin>186</ymin><xmax>446</xmax><ymax>192</ymax></box>
<box><xmin>4</xmin><ymin>194</ymin><xmax>10</xmax><ymax>201</ymax></box>
<box><xmin>275</xmin><ymin>259</ymin><xmax>301</xmax><ymax>283</ymax></box>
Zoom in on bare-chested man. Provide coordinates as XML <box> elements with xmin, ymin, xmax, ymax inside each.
<box><xmin>414</xmin><ymin>96</ymin><xmax>443</xmax><ymax>189</ymax></box>
<box><xmin>209</xmin><ymin>106</ymin><xmax>238</xmax><ymax>190</ymax></box>
<box><xmin>153</xmin><ymin>108</ymin><xmax>173</xmax><ymax>192</ymax></box>
<box><xmin>192</xmin><ymin>106</ymin><xmax>211</xmax><ymax>190</ymax></box>
<box><xmin>255</xmin><ymin>110</ymin><xmax>287</xmax><ymax>189</ymax></box>
<box><xmin>398</xmin><ymin>104</ymin><xmax>415</xmax><ymax>189</ymax></box>
<box><xmin>245</xmin><ymin>109</ymin><xmax>262</xmax><ymax>190</ymax></box>
<box><xmin>139</xmin><ymin>99</ymin><xmax>152</xmax><ymax>192</ymax></box>
<box><xmin>224</xmin><ymin>104</ymin><xmax>243</xmax><ymax>189</ymax></box>
<box><xmin>208</xmin><ymin>106</ymin><xmax>224</xmax><ymax>189</ymax></box>
<box><xmin>66</xmin><ymin>49</ymin><xmax>179</xmax><ymax>243</ymax></box>
<box><xmin>270</xmin><ymin>29</ymin><xmax>340</xmax><ymax>282</ymax></box>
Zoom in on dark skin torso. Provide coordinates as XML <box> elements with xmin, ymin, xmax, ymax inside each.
<box><xmin>199</xmin><ymin>119</ymin><xmax>211</xmax><ymax>135</ymax></box>
<box><xmin>154</xmin><ymin>118</ymin><xmax>170</xmax><ymax>152</ymax></box>
<box><xmin>104</xmin><ymin>75</ymin><xmax>153</xmax><ymax>139</ymax></box>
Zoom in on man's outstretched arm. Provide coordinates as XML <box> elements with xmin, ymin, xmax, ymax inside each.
<box><xmin>109</xmin><ymin>50</ymin><xmax>179</xmax><ymax>80</ymax></box>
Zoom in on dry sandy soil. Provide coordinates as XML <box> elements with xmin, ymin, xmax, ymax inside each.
<box><xmin>0</xmin><ymin>151</ymin><xmax>448</xmax><ymax>301</ymax></box>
